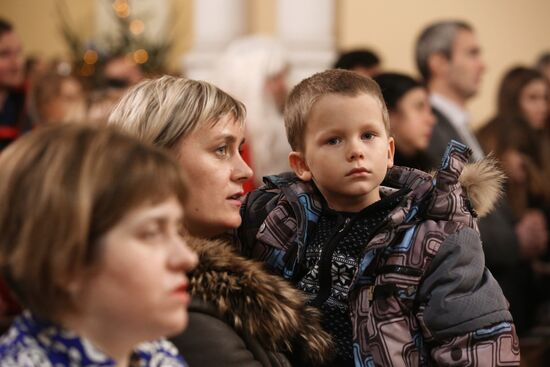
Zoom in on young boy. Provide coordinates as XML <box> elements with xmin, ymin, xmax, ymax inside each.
<box><xmin>237</xmin><ymin>69</ymin><xmax>519</xmax><ymax>366</ymax></box>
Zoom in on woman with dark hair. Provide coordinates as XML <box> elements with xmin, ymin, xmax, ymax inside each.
<box><xmin>477</xmin><ymin>66</ymin><xmax>550</xmax><ymax>336</ymax></box>
<box><xmin>373</xmin><ymin>72</ymin><xmax>435</xmax><ymax>171</ymax></box>
<box><xmin>478</xmin><ymin>66</ymin><xmax>550</xmax><ymax>217</ymax></box>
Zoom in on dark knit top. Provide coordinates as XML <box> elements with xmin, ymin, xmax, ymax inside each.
<box><xmin>296</xmin><ymin>190</ymin><xmax>406</xmax><ymax>365</ymax></box>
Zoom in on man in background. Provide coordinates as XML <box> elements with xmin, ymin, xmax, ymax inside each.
<box><xmin>415</xmin><ymin>20</ymin><xmax>547</xmax><ymax>335</ymax></box>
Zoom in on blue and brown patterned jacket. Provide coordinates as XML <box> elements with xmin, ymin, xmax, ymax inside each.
<box><xmin>237</xmin><ymin>141</ymin><xmax>520</xmax><ymax>366</ymax></box>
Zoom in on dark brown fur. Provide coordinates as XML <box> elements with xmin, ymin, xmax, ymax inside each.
<box><xmin>187</xmin><ymin>237</ymin><xmax>333</xmax><ymax>365</ymax></box>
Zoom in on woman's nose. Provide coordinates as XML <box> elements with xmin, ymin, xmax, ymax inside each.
<box><xmin>170</xmin><ymin>236</ymin><xmax>199</xmax><ymax>272</ymax></box>
<box><xmin>233</xmin><ymin>152</ymin><xmax>254</xmax><ymax>182</ymax></box>
<box><xmin>426</xmin><ymin>110</ymin><xmax>436</xmax><ymax>127</ymax></box>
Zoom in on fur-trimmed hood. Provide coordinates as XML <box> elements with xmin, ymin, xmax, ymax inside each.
<box><xmin>458</xmin><ymin>156</ymin><xmax>505</xmax><ymax>218</ymax></box>
<box><xmin>187</xmin><ymin>236</ymin><xmax>333</xmax><ymax>365</ymax></box>
<box><xmin>384</xmin><ymin>141</ymin><xmax>504</xmax><ymax>223</ymax></box>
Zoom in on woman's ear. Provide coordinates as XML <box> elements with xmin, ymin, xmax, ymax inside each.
<box><xmin>64</xmin><ymin>274</ymin><xmax>84</xmax><ymax>297</ymax></box>
<box><xmin>59</xmin><ymin>265</ymin><xmax>89</xmax><ymax>300</ymax></box>
<box><xmin>289</xmin><ymin>151</ymin><xmax>313</xmax><ymax>181</ymax></box>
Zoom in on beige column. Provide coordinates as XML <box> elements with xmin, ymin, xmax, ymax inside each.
<box><xmin>182</xmin><ymin>0</ymin><xmax>247</xmax><ymax>80</ymax></box>
<box><xmin>276</xmin><ymin>0</ymin><xmax>336</xmax><ymax>86</ymax></box>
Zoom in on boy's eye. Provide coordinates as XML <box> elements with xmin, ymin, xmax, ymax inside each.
<box><xmin>326</xmin><ymin>137</ymin><xmax>341</xmax><ymax>145</ymax></box>
<box><xmin>361</xmin><ymin>133</ymin><xmax>375</xmax><ymax>141</ymax></box>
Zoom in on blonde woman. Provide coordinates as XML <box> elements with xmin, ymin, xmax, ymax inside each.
<box><xmin>0</xmin><ymin>124</ymin><xmax>198</xmax><ymax>366</ymax></box>
<box><xmin>109</xmin><ymin>76</ymin><xmax>332</xmax><ymax>367</ymax></box>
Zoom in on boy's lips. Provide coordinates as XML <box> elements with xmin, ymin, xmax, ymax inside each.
<box><xmin>346</xmin><ymin>167</ymin><xmax>370</xmax><ymax>176</ymax></box>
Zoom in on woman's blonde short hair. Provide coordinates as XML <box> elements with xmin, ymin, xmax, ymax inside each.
<box><xmin>0</xmin><ymin>123</ymin><xmax>187</xmax><ymax>319</ymax></box>
<box><xmin>108</xmin><ymin>75</ymin><xmax>246</xmax><ymax>150</ymax></box>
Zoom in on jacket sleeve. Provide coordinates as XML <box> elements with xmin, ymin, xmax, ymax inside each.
<box><xmin>417</xmin><ymin>227</ymin><xmax>520</xmax><ymax>366</ymax></box>
<box><xmin>170</xmin><ymin>303</ymin><xmax>291</xmax><ymax>367</ymax></box>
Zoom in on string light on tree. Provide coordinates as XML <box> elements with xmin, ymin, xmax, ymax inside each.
<box><xmin>112</xmin><ymin>0</ymin><xmax>130</xmax><ymax>18</ymax></box>
<box><xmin>129</xmin><ymin>19</ymin><xmax>145</xmax><ymax>35</ymax></box>
<box><xmin>133</xmin><ymin>49</ymin><xmax>149</xmax><ymax>64</ymax></box>
<box><xmin>83</xmin><ymin>49</ymin><xmax>98</xmax><ymax>65</ymax></box>
<box><xmin>57</xmin><ymin>0</ymin><xmax>174</xmax><ymax>79</ymax></box>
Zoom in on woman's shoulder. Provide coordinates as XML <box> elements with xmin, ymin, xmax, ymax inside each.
<box><xmin>0</xmin><ymin>313</ymin><xmax>187</xmax><ymax>367</ymax></box>
<box><xmin>0</xmin><ymin>316</ymin><xmax>52</xmax><ymax>366</ymax></box>
<box><xmin>133</xmin><ymin>339</ymin><xmax>187</xmax><ymax>366</ymax></box>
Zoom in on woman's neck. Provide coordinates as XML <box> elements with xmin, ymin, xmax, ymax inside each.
<box><xmin>59</xmin><ymin>313</ymin><xmax>133</xmax><ymax>367</ymax></box>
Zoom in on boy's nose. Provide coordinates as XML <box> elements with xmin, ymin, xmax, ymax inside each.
<box><xmin>347</xmin><ymin>143</ymin><xmax>365</xmax><ymax>161</ymax></box>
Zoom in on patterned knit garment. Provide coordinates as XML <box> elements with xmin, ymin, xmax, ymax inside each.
<box><xmin>297</xmin><ymin>193</ymin><xmax>404</xmax><ymax>364</ymax></box>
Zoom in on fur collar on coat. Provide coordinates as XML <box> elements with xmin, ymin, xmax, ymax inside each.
<box><xmin>187</xmin><ymin>237</ymin><xmax>333</xmax><ymax>365</ymax></box>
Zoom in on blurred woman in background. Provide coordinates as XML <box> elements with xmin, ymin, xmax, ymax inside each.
<box><xmin>478</xmin><ymin>66</ymin><xmax>550</xmax><ymax>219</ymax></box>
<box><xmin>28</xmin><ymin>67</ymin><xmax>86</xmax><ymax>126</ymax></box>
<box><xmin>374</xmin><ymin>72</ymin><xmax>436</xmax><ymax>171</ymax></box>
<box><xmin>477</xmin><ymin>66</ymin><xmax>550</xmax><ymax>336</ymax></box>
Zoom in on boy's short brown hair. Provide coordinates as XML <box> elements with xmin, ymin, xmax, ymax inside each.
<box><xmin>284</xmin><ymin>69</ymin><xmax>390</xmax><ymax>151</ymax></box>
<box><xmin>0</xmin><ymin>123</ymin><xmax>187</xmax><ymax>320</ymax></box>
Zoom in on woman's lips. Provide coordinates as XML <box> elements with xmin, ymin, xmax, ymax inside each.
<box><xmin>227</xmin><ymin>192</ymin><xmax>245</xmax><ymax>206</ymax></box>
<box><xmin>172</xmin><ymin>283</ymin><xmax>190</xmax><ymax>304</ymax></box>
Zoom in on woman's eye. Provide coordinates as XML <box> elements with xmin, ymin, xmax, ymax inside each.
<box><xmin>139</xmin><ymin>229</ymin><xmax>163</xmax><ymax>241</ymax></box>
<box><xmin>215</xmin><ymin>145</ymin><xmax>228</xmax><ymax>156</ymax></box>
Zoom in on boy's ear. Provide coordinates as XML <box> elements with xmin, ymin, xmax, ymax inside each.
<box><xmin>387</xmin><ymin>137</ymin><xmax>395</xmax><ymax>169</ymax></box>
<box><xmin>289</xmin><ymin>151</ymin><xmax>313</xmax><ymax>181</ymax></box>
